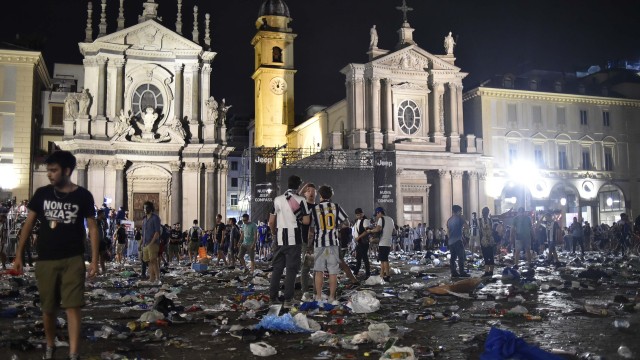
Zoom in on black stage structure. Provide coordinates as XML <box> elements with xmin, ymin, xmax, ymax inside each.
<box><xmin>248</xmin><ymin>147</ymin><xmax>397</xmax><ymax>224</ymax></box>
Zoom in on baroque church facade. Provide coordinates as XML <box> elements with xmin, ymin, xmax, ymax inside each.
<box><xmin>262</xmin><ymin>1</ymin><xmax>489</xmax><ymax>228</ymax></box>
<box><xmin>33</xmin><ymin>1</ymin><xmax>232</xmax><ymax>229</ymax></box>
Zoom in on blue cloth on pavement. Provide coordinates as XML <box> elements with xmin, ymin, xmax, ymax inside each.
<box><xmin>481</xmin><ymin>327</ymin><xmax>564</xmax><ymax>360</ymax></box>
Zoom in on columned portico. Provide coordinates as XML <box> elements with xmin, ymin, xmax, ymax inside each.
<box><xmin>76</xmin><ymin>158</ymin><xmax>89</xmax><ymax>189</ymax></box>
<box><xmin>468</xmin><ymin>171</ymin><xmax>479</xmax><ymax>216</ymax></box>
<box><xmin>451</xmin><ymin>170</ymin><xmax>464</xmax><ymax>209</ymax></box>
<box><xmin>205</xmin><ymin>162</ymin><xmax>215</xmax><ymax>229</ymax></box>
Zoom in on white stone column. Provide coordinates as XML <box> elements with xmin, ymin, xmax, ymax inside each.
<box><xmin>367</xmin><ymin>77</ymin><xmax>382</xmax><ymax>149</ymax></box>
<box><xmin>456</xmin><ymin>83</ymin><xmax>464</xmax><ymax>136</ymax></box>
<box><xmin>205</xmin><ymin>162</ymin><xmax>215</xmax><ymax>229</ymax></box>
<box><xmin>187</xmin><ymin>63</ymin><xmax>201</xmax><ymax>142</ymax></box>
<box><xmin>174</xmin><ymin>63</ymin><xmax>184</xmax><ymax>122</ymax></box>
<box><xmin>114</xmin><ymin>159</ymin><xmax>126</xmax><ymax>209</ymax></box>
<box><xmin>451</xmin><ymin>170</ymin><xmax>464</xmax><ymax>210</ymax></box>
<box><xmin>438</xmin><ymin>169</ymin><xmax>452</xmax><ymax>229</ymax></box>
<box><xmin>348</xmin><ymin>77</ymin><xmax>367</xmax><ymax>149</ymax></box>
<box><xmin>468</xmin><ymin>171</ymin><xmax>479</xmax><ymax>217</ymax></box>
<box><xmin>216</xmin><ymin>161</ymin><xmax>228</xmax><ymax>219</ymax></box>
<box><xmin>114</xmin><ymin>59</ymin><xmax>125</xmax><ymax>116</ymax></box>
<box><xmin>430</xmin><ymin>81</ymin><xmax>445</xmax><ymax>144</ymax></box>
<box><xmin>76</xmin><ymin>158</ymin><xmax>89</xmax><ymax>189</ymax></box>
<box><xmin>92</xmin><ymin>57</ymin><xmax>108</xmax><ymax>139</ymax></box>
<box><xmin>479</xmin><ymin>172</ymin><xmax>490</xmax><ymax>214</ymax></box>
<box><xmin>381</xmin><ymin>78</ymin><xmax>394</xmax><ymax>147</ymax></box>
<box><xmin>201</xmin><ymin>63</ymin><xmax>212</xmax><ymax>117</ymax></box>
<box><xmin>170</xmin><ymin>161</ymin><xmax>182</xmax><ymax>226</ymax></box>
<box><xmin>447</xmin><ymin>83</ymin><xmax>460</xmax><ymax>152</ymax></box>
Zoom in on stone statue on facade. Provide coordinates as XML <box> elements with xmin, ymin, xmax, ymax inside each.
<box><xmin>114</xmin><ymin>109</ymin><xmax>131</xmax><ymax>136</ymax></box>
<box><xmin>218</xmin><ymin>98</ymin><xmax>232</xmax><ymax>126</ymax></box>
<box><xmin>369</xmin><ymin>25</ymin><xmax>378</xmax><ymax>49</ymax></box>
<box><xmin>140</xmin><ymin>107</ymin><xmax>158</xmax><ymax>134</ymax></box>
<box><xmin>444</xmin><ymin>31</ymin><xmax>456</xmax><ymax>55</ymax></box>
<box><xmin>157</xmin><ymin>116</ymin><xmax>186</xmax><ymax>143</ymax></box>
<box><xmin>64</xmin><ymin>93</ymin><xmax>78</xmax><ymax>119</ymax></box>
<box><xmin>205</xmin><ymin>96</ymin><xmax>218</xmax><ymax>122</ymax></box>
<box><xmin>78</xmin><ymin>89</ymin><xmax>91</xmax><ymax>116</ymax></box>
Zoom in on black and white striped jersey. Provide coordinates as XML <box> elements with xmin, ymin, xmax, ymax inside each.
<box><xmin>311</xmin><ymin>201</ymin><xmax>348</xmax><ymax>248</ymax></box>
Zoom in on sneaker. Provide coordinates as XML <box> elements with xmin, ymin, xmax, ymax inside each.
<box><xmin>382</xmin><ymin>276</ymin><xmax>391</xmax><ymax>282</ymax></box>
<box><xmin>329</xmin><ymin>299</ymin><xmax>340</xmax><ymax>306</ymax></box>
<box><xmin>69</xmin><ymin>354</ymin><xmax>80</xmax><ymax>360</ymax></box>
<box><xmin>43</xmin><ymin>345</ymin><xmax>56</xmax><ymax>360</ymax></box>
<box><xmin>458</xmin><ymin>272</ymin><xmax>471</xmax><ymax>278</ymax></box>
<box><xmin>451</xmin><ymin>272</ymin><xmax>460</xmax><ymax>278</ymax></box>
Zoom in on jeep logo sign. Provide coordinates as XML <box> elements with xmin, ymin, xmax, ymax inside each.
<box><xmin>376</xmin><ymin>160</ymin><xmax>393</xmax><ymax>167</ymax></box>
<box><xmin>255</xmin><ymin>157</ymin><xmax>273</xmax><ymax>164</ymax></box>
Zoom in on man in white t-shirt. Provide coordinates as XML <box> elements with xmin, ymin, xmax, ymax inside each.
<box><xmin>367</xmin><ymin>207</ymin><xmax>394</xmax><ymax>282</ymax></box>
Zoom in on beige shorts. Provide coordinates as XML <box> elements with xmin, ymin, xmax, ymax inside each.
<box><xmin>116</xmin><ymin>243</ymin><xmax>126</xmax><ymax>254</ymax></box>
<box><xmin>142</xmin><ymin>243</ymin><xmax>159</xmax><ymax>262</ymax></box>
<box><xmin>313</xmin><ymin>246</ymin><xmax>340</xmax><ymax>275</ymax></box>
<box><xmin>35</xmin><ymin>255</ymin><xmax>86</xmax><ymax>313</ymax></box>
<box><xmin>238</xmin><ymin>243</ymin><xmax>255</xmax><ymax>261</ymax></box>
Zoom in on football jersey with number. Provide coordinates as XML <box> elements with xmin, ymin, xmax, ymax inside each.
<box><xmin>311</xmin><ymin>201</ymin><xmax>348</xmax><ymax>248</ymax></box>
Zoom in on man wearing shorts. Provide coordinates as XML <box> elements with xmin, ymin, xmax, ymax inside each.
<box><xmin>187</xmin><ymin>220</ymin><xmax>203</xmax><ymax>263</ymax></box>
<box><xmin>239</xmin><ymin>213</ymin><xmax>258</xmax><ymax>274</ymax></box>
<box><xmin>367</xmin><ymin>207</ymin><xmax>394</xmax><ymax>282</ymax></box>
<box><xmin>114</xmin><ymin>222</ymin><xmax>128</xmax><ymax>265</ymax></box>
<box><xmin>214</xmin><ymin>214</ymin><xmax>227</xmax><ymax>266</ymax></box>
<box><xmin>14</xmin><ymin>150</ymin><xmax>99</xmax><ymax>360</ymax></box>
<box><xmin>168</xmin><ymin>223</ymin><xmax>183</xmax><ymax>264</ymax></box>
<box><xmin>511</xmin><ymin>207</ymin><xmax>533</xmax><ymax>267</ymax></box>
<box><xmin>142</xmin><ymin>201</ymin><xmax>162</xmax><ymax>284</ymax></box>
<box><xmin>309</xmin><ymin>185</ymin><xmax>348</xmax><ymax>304</ymax></box>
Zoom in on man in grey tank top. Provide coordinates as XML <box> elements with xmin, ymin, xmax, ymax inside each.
<box><xmin>447</xmin><ymin>205</ymin><xmax>470</xmax><ymax>278</ymax></box>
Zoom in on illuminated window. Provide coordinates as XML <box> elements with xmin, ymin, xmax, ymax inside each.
<box><xmin>230</xmin><ymin>194</ymin><xmax>238</xmax><ymax>206</ymax></box>
<box><xmin>397</xmin><ymin>100</ymin><xmax>421</xmax><ymax>135</ymax></box>
<box><xmin>132</xmin><ymin>84</ymin><xmax>164</xmax><ymax>117</ymax></box>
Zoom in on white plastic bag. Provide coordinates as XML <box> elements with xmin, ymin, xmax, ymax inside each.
<box><xmin>364</xmin><ymin>275</ymin><xmax>385</xmax><ymax>286</ymax></box>
<box><xmin>250</xmin><ymin>342</ymin><xmax>277</xmax><ymax>357</ymax></box>
<box><xmin>380</xmin><ymin>346</ymin><xmax>415</xmax><ymax>360</ymax></box>
<box><xmin>349</xmin><ymin>290</ymin><xmax>381</xmax><ymax>313</ymax></box>
<box><xmin>367</xmin><ymin>323</ymin><xmax>390</xmax><ymax>343</ymax></box>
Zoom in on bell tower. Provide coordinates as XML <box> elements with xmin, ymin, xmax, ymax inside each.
<box><xmin>251</xmin><ymin>0</ymin><xmax>296</xmax><ymax>148</ymax></box>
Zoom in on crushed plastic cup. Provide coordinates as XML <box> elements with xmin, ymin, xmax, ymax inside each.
<box><xmin>250</xmin><ymin>341</ymin><xmax>277</xmax><ymax>357</ymax></box>
<box><xmin>618</xmin><ymin>345</ymin><xmax>633</xmax><ymax>359</ymax></box>
<box><xmin>614</xmin><ymin>319</ymin><xmax>630</xmax><ymax>329</ymax></box>
<box><xmin>380</xmin><ymin>345</ymin><xmax>416</xmax><ymax>360</ymax></box>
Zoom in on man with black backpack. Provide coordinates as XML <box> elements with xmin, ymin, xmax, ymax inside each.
<box><xmin>226</xmin><ymin>217</ymin><xmax>240</xmax><ymax>267</ymax></box>
<box><xmin>187</xmin><ymin>220</ymin><xmax>203</xmax><ymax>264</ymax></box>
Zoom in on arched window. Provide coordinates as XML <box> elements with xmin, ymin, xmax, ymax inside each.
<box><xmin>132</xmin><ymin>84</ymin><xmax>164</xmax><ymax>117</ymax></box>
<box><xmin>554</xmin><ymin>81</ymin><xmax>563</xmax><ymax>92</ymax></box>
<box><xmin>397</xmin><ymin>100</ymin><xmax>421</xmax><ymax>135</ymax></box>
<box><xmin>503</xmin><ymin>76</ymin><xmax>513</xmax><ymax>88</ymax></box>
<box><xmin>272</xmin><ymin>47</ymin><xmax>283</xmax><ymax>63</ymax></box>
<box><xmin>530</xmin><ymin>79</ymin><xmax>538</xmax><ymax>90</ymax></box>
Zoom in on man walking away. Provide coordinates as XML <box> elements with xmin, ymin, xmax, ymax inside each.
<box><xmin>188</xmin><ymin>220</ymin><xmax>203</xmax><ymax>264</ymax></box>
<box><xmin>14</xmin><ymin>150</ymin><xmax>99</xmax><ymax>360</ymax></box>
<box><xmin>512</xmin><ymin>207</ymin><xmax>534</xmax><ymax>267</ymax></box>
<box><xmin>239</xmin><ymin>213</ymin><xmax>258</xmax><ymax>274</ymax></box>
<box><xmin>447</xmin><ymin>205</ymin><xmax>470</xmax><ymax>278</ymax></box>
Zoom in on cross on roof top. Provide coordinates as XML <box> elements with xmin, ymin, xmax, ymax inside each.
<box><xmin>396</xmin><ymin>0</ymin><xmax>414</xmax><ymax>23</ymax></box>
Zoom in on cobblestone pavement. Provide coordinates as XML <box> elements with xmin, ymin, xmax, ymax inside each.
<box><xmin>1</xmin><ymin>250</ymin><xmax>639</xmax><ymax>359</ymax></box>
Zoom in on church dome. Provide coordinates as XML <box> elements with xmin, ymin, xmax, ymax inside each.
<box><xmin>258</xmin><ymin>0</ymin><xmax>290</xmax><ymax>18</ymax></box>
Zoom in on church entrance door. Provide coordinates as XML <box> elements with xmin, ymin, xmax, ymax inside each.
<box><xmin>133</xmin><ymin>193</ymin><xmax>159</xmax><ymax>228</ymax></box>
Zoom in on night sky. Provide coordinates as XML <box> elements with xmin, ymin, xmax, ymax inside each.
<box><xmin>1</xmin><ymin>0</ymin><xmax>639</xmax><ymax>119</ymax></box>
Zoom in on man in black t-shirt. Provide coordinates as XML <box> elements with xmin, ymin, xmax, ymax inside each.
<box><xmin>168</xmin><ymin>223</ymin><xmax>183</xmax><ymax>264</ymax></box>
<box><xmin>14</xmin><ymin>151</ymin><xmax>98</xmax><ymax>360</ymax></box>
<box><xmin>114</xmin><ymin>223</ymin><xmax>128</xmax><ymax>265</ymax></box>
<box><xmin>214</xmin><ymin>214</ymin><xmax>227</xmax><ymax>266</ymax></box>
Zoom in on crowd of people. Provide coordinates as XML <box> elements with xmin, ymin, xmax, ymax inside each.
<box><xmin>2</xmin><ymin>150</ymin><xmax>640</xmax><ymax>359</ymax></box>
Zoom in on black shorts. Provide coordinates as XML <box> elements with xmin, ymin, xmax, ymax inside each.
<box><xmin>378</xmin><ymin>246</ymin><xmax>391</xmax><ymax>262</ymax></box>
<box><xmin>481</xmin><ymin>245</ymin><xmax>495</xmax><ymax>265</ymax></box>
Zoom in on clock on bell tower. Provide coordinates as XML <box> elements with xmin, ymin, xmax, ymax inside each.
<box><xmin>251</xmin><ymin>0</ymin><xmax>297</xmax><ymax>148</ymax></box>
